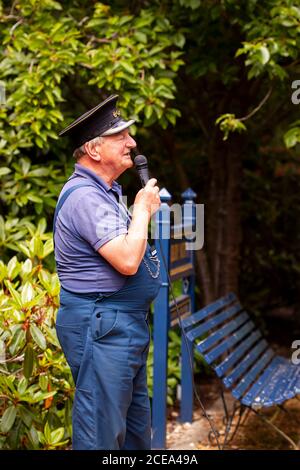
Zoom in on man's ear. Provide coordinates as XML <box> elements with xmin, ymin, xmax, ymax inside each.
<box><xmin>84</xmin><ymin>139</ymin><xmax>101</xmax><ymax>161</ymax></box>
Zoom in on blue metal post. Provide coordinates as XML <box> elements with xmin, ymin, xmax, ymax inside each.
<box><xmin>152</xmin><ymin>188</ymin><xmax>171</xmax><ymax>449</ymax></box>
<box><xmin>178</xmin><ymin>188</ymin><xmax>197</xmax><ymax>423</ymax></box>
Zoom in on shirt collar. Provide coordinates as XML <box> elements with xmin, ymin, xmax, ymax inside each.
<box><xmin>74</xmin><ymin>163</ymin><xmax>122</xmax><ymax>195</ymax></box>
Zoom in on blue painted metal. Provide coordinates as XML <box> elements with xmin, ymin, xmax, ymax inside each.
<box><xmin>223</xmin><ymin>339</ymin><xmax>268</xmax><ymax>388</ymax></box>
<box><xmin>186</xmin><ymin>304</ymin><xmax>244</xmax><ymax>342</ymax></box>
<box><xmin>241</xmin><ymin>356</ymin><xmax>284</xmax><ymax>407</ymax></box>
<box><xmin>283</xmin><ymin>366</ymin><xmax>300</xmax><ymax>400</ymax></box>
<box><xmin>215</xmin><ymin>329</ymin><xmax>261</xmax><ymax>378</ymax></box>
<box><xmin>152</xmin><ymin>187</ymin><xmax>198</xmax><ymax>448</ymax></box>
<box><xmin>231</xmin><ymin>349</ymin><xmax>274</xmax><ymax>400</ymax></box>
<box><xmin>181</xmin><ymin>293</ymin><xmax>236</xmax><ymax>329</ymax></box>
<box><xmin>205</xmin><ymin>321</ymin><xmax>255</xmax><ymax>364</ymax></box>
<box><xmin>267</xmin><ymin>364</ymin><xmax>297</xmax><ymax>405</ymax></box>
<box><xmin>254</xmin><ymin>361</ymin><xmax>298</xmax><ymax>407</ymax></box>
<box><xmin>252</xmin><ymin>361</ymin><xmax>288</xmax><ymax>407</ymax></box>
<box><xmin>197</xmin><ymin>312</ymin><xmax>249</xmax><ymax>354</ymax></box>
<box><xmin>181</xmin><ymin>188</ymin><xmax>197</xmax><ymax>201</ymax></box>
<box><xmin>152</xmin><ymin>188</ymin><xmax>171</xmax><ymax>449</ymax></box>
<box><xmin>178</xmin><ymin>189</ymin><xmax>196</xmax><ymax>424</ymax></box>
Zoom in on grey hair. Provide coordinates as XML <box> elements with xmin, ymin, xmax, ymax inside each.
<box><xmin>73</xmin><ymin>135</ymin><xmax>104</xmax><ymax>160</ymax></box>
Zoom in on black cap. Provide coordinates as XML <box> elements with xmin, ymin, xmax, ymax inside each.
<box><xmin>59</xmin><ymin>94</ymin><xmax>135</xmax><ymax>149</ymax></box>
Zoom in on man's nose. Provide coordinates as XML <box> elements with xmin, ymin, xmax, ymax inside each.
<box><xmin>126</xmin><ymin>135</ymin><xmax>136</xmax><ymax>148</ymax></box>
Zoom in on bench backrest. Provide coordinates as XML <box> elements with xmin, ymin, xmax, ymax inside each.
<box><xmin>181</xmin><ymin>293</ymin><xmax>275</xmax><ymax>402</ymax></box>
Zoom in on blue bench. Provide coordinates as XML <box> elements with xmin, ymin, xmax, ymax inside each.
<box><xmin>181</xmin><ymin>292</ymin><xmax>300</xmax><ymax>449</ymax></box>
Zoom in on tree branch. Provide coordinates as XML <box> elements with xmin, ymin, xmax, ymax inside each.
<box><xmin>239</xmin><ymin>87</ymin><xmax>272</xmax><ymax>122</ymax></box>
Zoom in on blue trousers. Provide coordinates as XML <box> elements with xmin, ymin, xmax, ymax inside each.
<box><xmin>55</xmin><ymin>247</ymin><xmax>161</xmax><ymax>450</ymax></box>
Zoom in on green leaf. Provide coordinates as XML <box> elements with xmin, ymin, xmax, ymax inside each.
<box><xmin>27</xmin><ymin>426</ymin><xmax>39</xmax><ymax>449</ymax></box>
<box><xmin>257</xmin><ymin>46</ymin><xmax>270</xmax><ymax>65</ymax></box>
<box><xmin>21</xmin><ymin>282</ymin><xmax>35</xmax><ymax>304</ymax></box>
<box><xmin>1</xmin><ymin>406</ymin><xmax>17</xmax><ymax>433</ymax></box>
<box><xmin>17</xmin><ymin>377</ymin><xmax>28</xmax><ymax>395</ymax></box>
<box><xmin>284</xmin><ymin>127</ymin><xmax>300</xmax><ymax>148</ymax></box>
<box><xmin>27</xmin><ymin>194</ymin><xmax>43</xmax><ymax>203</ymax></box>
<box><xmin>0</xmin><ymin>216</ymin><xmax>5</xmax><ymax>242</ymax></box>
<box><xmin>30</xmin><ymin>237</ymin><xmax>44</xmax><ymax>258</ymax></box>
<box><xmin>37</xmin><ymin>430</ymin><xmax>46</xmax><ymax>445</ymax></box>
<box><xmin>50</xmin><ymin>427</ymin><xmax>65</xmax><ymax>444</ymax></box>
<box><xmin>7</xmin><ymin>256</ymin><xmax>20</xmax><ymax>280</ymax></box>
<box><xmin>30</xmin><ymin>391</ymin><xmax>56</xmax><ymax>404</ymax></box>
<box><xmin>30</xmin><ymin>324</ymin><xmax>46</xmax><ymax>350</ymax></box>
<box><xmin>173</xmin><ymin>33</ymin><xmax>185</xmax><ymax>48</ymax></box>
<box><xmin>145</xmin><ymin>105</ymin><xmax>153</xmax><ymax>119</ymax></box>
<box><xmin>9</xmin><ymin>327</ymin><xmax>26</xmax><ymax>356</ymax></box>
<box><xmin>17</xmin><ymin>242</ymin><xmax>31</xmax><ymax>259</ymax></box>
<box><xmin>42</xmin><ymin>239</ymin><xmax>53</xmax><ymax>258</ymax></box>
<box><xmin>44</xmin><ymin>421</ymin><xmax>52</xmax><ymax>443</ymax></box>
<box><xmin>37</xmin><ymin>218</ymin><xmax>47</xmax><ymax>234</ymax></box>
<box><xmin>133</xmin><ymin>31</ymin><xmax>147</xmax><ymax>44</ymax></box>
<box><xmin>121</xmin><ymin>62</ymin><xmax>135</xmax><ymax>75</ymax></box>
<box><xmin>18</xmin><ymin>405</ymin><xmax>34</xmax><ymax>429</ymax></box>
<box><xmin>21</xmin><ymin>259</ymin><xmax>33</xmax><ymax>277</ymax></box>
<box><xmin>0</xmin><ymin>167</ymin><xmax>11</xmax><ymax>176</ymax></box>
<box><xmin>39</xmin><ymin>374</ymin><xmax>48</xmax><ymax>391</ymax></box>
<box><xmin>23</xmin><ymin>343</ymin><xmax>34</xmax><ymax>379</ymax></box>
<box><xmin>20</xmin><ymin>159</ymin><xmax>31</xmax><ymax>176</ymax></box>
<box><xmin>38</xmin><ymin>268</ymin><xmax>51</xmax><ymax>289</ymax></box>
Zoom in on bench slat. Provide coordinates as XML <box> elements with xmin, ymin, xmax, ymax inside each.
<box><xmin>186</xmin><ymin>303</ymin><xmax>243</xmax><ymax>342</ymax></box>
<box><xmin>241</xmin><ymin>356</ymin><xmax>284</xmax><ymax>406</ymax></box>
<box><xmin>248</xmin><ymin>361</ymin><xmax>288</xmax><ymax>407</ymax></box>
<box><xmin>181</xmin><ymin>292</ymin><xmax>236</xmax><ymax>329</ymax></box>
<box><xmin>204</xmin><ymin>320</ymin><xmax>255</xmax><ymax>364</ymax></box>
<box><xmin>283</xmin><ymin>366</ymin><xmax>300</xmax><ymax>400</ymax></box>
<box><xmin>259</xmin><ymin>363</ymin><xmax>299</xmax><ymax>407</ymax></box>
<box><xmin>231</xmin><ymin>348</ymin><xmax>274</xmax><ymax>399</ymax></box>
<box><xmin>270</xmin><ymin>364</ymin><xmax>300</xmax><ymax>405</ymax></box>
<box><xmin>223</xmin><ymin>339</ymin><xmax>268</xmax><ymax>388</ymax></box>
<box><xmin>196</xmin><ymin>312</ymin><xmax>249</xmax><ymax>355</ymax></box>
<box><xmin>215</xmin><ymin>329</ymin><xmax>261</xmax><ymax>378</ymax></box>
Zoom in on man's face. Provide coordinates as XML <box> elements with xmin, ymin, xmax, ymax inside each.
<box><xmin>98</xmin><ymin>129</ymin><xmax>136</xmax><ymax>174</ymax></box>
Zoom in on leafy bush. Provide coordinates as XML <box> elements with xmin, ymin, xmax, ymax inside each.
<box><xmin>0</xmin><ymin>231</ymin><xmax>73</xmax><ymax>449</ymax></box>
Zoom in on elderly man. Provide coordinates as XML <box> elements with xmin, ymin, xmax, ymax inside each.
<box><xmin>54</xmin><ymin>95</ymin><xmax>161</xmax><ymax>450</ymax></box>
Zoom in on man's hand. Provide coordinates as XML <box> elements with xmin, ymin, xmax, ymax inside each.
<box><xmin>134</xmin><ymin>178</ymin><xmax>161</xmax><ymax>218</ymax></box>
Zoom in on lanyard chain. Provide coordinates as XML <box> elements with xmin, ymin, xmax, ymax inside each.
<box><xmin>142</xmin><ymin>256</ymin><xmax>160</xmax><ymax>279</ymax></box>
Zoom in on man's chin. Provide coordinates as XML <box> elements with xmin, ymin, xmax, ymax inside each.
<box><xmin>125</xmin><ymin>158</ymin><xmax>134</xmax><ymax>168</ymax></box>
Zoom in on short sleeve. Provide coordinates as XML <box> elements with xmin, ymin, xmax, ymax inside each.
<box><xmin>71</xmin><ymin>189</ymin><xmax>128</xmax><ymax>251</ymax></box>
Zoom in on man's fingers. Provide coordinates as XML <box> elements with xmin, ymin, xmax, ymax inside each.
<box><xmin>145</xmin><ymin>178</ymin><xmax>157</xmax><ymax>188</ymax></box>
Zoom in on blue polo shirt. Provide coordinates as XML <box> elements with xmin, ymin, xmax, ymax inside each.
<box><xmin>54</xmin><ymin>164</ymin><xmax>129</xmax><ymax>293</ymax></box>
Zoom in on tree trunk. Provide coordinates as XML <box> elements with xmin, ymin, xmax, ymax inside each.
<box><xmin>161</xmin><ymin>129</ymin><xmax>215</xmax><ymax>305</ymax></box>
<box><xmin>207</xmin><ymin>135</ymin><xmax>243</xmax><ymax>299</ymax></box>
<box><xmin>161</xmin><ymin>127</ymin><xmax>243</xmax><ymax>306</ymax></box>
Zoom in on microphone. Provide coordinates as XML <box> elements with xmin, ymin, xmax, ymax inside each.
<box><xmin>134</xmin><ymin>154</ymin><xmax>150</xmax><ymax>187</ymax></box>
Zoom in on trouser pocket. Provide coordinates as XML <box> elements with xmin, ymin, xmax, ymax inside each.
<box><xmin>91</xmin><ymin>306</ymin><xmax>119</xmax><ymax>341</ymax></box>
